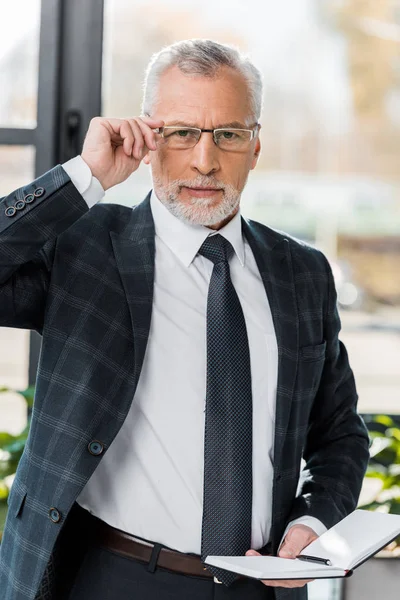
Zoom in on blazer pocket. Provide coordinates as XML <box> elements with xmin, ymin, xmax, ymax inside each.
<box><xmin>299</xmin><ymin>341</ymin><xmax>327</xmax><ymax>363</ymax></box>
<box><xmin>7</xmin><ymin>481</ymin><xmax>27</xmax><ymax>518</ymax></box>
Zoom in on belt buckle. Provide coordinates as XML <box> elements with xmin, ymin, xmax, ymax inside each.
<box><xmin>214</xmin><ymin>576</ymin><xmax>223</xmax><ymax>584</ymax></box>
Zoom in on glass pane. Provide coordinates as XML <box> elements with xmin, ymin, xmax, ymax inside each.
<box><xmin>0</xmin><ymin>146</ymin><xmax>33</xmax><ymax>438</ymax></box>
<box><xmin>0</xmin><ymin>0</ymin><xmax>41</xmax><ymax>128</ymax></box>
<box><xmin>102</xmin><ymin>0</ymin><xmax>400</xmax><ymax>414</ymax></box>
<box><xmin>0</xmin><ymin>145</ymin><xmax>35</xmax><ymax>196</ymax></box>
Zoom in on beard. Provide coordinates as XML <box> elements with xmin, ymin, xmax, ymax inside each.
<box><xmin>152</xmin><ymin>175</ymin><xmax>244</xmax><ymax>226</ymax></box>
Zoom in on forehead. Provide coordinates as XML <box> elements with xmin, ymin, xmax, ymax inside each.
<box><xmin>153</xmin><ymin>65</ymin><xmax>252</xmax><ymax>126</ymax></box>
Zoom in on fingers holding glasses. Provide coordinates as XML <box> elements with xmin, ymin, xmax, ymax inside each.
<box><xmin>116</xmin><ymin>119</ymin><xmax>136</xmax><ymax>157</ymax></box>
<box><xmin>125</xmin><ymin>117</ymin><xmax>164</xmax><ymax>159</ymax></box>
<box><xmin>127</xmin><ymin>119</ymin><xmax>146</xmax><ymax>159</ymax></box>
<box><xmin>136</xmin><ymin>117</ymin><xmax>164</xmax><ymax>153</ymax></box>
<box><xmin>81</xmin><ymin>116</ymin><xmax>164</xmax><ymax>191</ymax></box>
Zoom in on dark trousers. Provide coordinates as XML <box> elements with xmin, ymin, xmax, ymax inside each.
<box><xmin>67</xmin><ymin>541</ymin><xmax>275</xmax><ymax>600</ymax></box>
<box><xmin>62</xmin><ymin>504</ymin><xmax>275</xmax><ymax>600</ymax></box>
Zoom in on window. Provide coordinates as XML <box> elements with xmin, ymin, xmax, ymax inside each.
<box><xmin>0</xmin><ymin>1</ymin><xmax>41</xmax><ymax>128</ymax></box>
<box><xmin>102</xmin><ymin>0</ymin><xmax>400</xmax><ymax>415</ymax></box>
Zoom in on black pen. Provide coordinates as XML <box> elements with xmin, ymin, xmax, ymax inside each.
<box><xmin>296</xmin><ymin>555</ymin><xmax>332</xmax><ymax>566</ymax></box>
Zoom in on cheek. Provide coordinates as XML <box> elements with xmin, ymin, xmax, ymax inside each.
<box><xmin>227</xmin><ymin>157</ymin><xmax>253</xmax><ymax>187</ymax></box>
<box><xmin>151</xmin><ymin>149</ymin><xmax>191</xmax><ymax>181</ymax></box>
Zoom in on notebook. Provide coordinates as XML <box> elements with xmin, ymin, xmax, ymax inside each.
<box><xmin>205</xmin><ymin>509</ymin><xmax>400</xmax><ymax>580</ymax></box>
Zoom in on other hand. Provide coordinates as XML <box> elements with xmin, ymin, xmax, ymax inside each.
<box><xmin>81</xmin><ymin>116</ymin><xmax>164</xmax><ymax>191</ymax></box>
<box><xmin>245</xmin><ymin>524</ymin><xmax>318</xmax><ymax>588</ymax></box>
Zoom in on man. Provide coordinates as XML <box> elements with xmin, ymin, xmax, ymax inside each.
<box><xmin>0</xmin><ymin>39</ymin><xmax>369</xmax><ymax>600</ymax></box>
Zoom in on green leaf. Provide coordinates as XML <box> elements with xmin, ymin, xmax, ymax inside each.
<box><xmin>373</xmin><ymin>415</ymin><xmax>395</xmax><ymax>428</ymax></box>
<box><xmin>0</xmin><ymin>480</ymin><xmax>8</xmax><ymax>501</ymax></box>
<box><xmin>0</xmin><ymin>433</ymin><xmax>17</xmax><ymax>447</ymax></box>
<box><xmin>366</xmin><ymin>463</ymin><xmax>387</xmax><ymax>475</ymax></box>
<box><xmin>357</xmin><ymin>500</ymin><xmax>391</xmax><ymax>511</ymax></box>
<box><xmin>4</xmin><ymin>439</ymin><xmax>26</xmax><ymax>455</ymax></box>
<box><xmin>388</xmin><ymin>428</ymin><xmax>400</xmax><ymax>442</ymax></box>
<box><xmin>390</xmin><ymin>500</ymin><xmax>400</xmax><ymax>515</ymax></box>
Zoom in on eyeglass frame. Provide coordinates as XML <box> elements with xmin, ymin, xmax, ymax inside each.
<box><xmin>153</xmin><ymin>123</ymin><xmax>261</xmax><ymax>149</ymax></box>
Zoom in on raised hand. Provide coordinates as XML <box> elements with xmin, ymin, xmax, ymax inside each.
<box><xmin>81</xmin><ymin>116</ymin><xmax>164</xmax><ymax>191</ymax></box>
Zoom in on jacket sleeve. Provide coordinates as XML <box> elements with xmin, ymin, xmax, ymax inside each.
<box><xmin>288</xmin><ymin>253</ymin><xmax>371</xmax><ymax>530</ymax></box>
<box><xmin>0</xmin><ymin>165</ymin><xmax>89</xmax><ymax>333</ymax></box>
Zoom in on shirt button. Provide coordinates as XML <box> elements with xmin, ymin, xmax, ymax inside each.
<box><xmin>88</xmin><ymin>440</ymin><xmax>104</xmax><ymax>456</ymax></box>
<box><xmin>24</xmin><ymin>193</ymin><xmax>35</xmax><ymax>204</ymax></box>
<box><xmin>49</xmin><ymin>507</ymin><xmax>61</xmax><ymax>523</ymax></box>
<box><xmin>34</xmin><ymin>187</ymin><xmax>45</xmax><ymax>197</ymax></box>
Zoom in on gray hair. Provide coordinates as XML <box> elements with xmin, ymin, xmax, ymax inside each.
<box><xmin>142</xmin><ymin>39</ymin><xmax>263</xmax><ymax>124</ymax></box>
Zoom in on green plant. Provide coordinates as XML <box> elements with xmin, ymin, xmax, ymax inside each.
<box><xmin>0</xmin><ymin>386</ymin><xmax>34</xmax><ymax>502</ymax></box>
<box><xmin>358</xmin><ymin>414</ymin><xmax>400</xmax><ymax>549</ymax></box>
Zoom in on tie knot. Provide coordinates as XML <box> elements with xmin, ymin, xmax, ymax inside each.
<box><xmin>198</xmin><ymin>234</ymin><xmax>234</xmax><ymax>265</ymax></box>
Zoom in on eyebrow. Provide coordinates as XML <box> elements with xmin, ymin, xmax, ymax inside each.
<box><xmin>164</xmin><ymin>120</ymin><xmax>251</xmax><ymax>129</ymax></box>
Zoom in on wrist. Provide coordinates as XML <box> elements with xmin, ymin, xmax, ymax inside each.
<box><xmin>80</xmin><ymin>154</ymin><xmax>109</xmax><ymax>191</ymax></box>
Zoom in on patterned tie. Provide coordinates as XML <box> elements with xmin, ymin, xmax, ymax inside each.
<box><xmin>199</xmin><ymin>234</ymin><xmax>253</xmax><ymax>586</ymax></box>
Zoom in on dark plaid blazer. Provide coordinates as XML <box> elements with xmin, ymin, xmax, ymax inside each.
<box><xmin>0</xmin><ymin>166</ymin><xmax>370</xmax><ymax>600</ymax></box>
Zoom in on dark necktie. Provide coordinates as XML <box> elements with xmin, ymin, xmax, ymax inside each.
<box><xmin>198</xmin><ymin>234</ymin><xmax>253</xmax><ymax>586</ymax></box>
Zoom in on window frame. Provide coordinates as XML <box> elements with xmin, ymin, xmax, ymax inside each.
<box><xmin>0</xmin><ymin>0</ymin><xmax>105</xmax><ymax>384</ymax></box>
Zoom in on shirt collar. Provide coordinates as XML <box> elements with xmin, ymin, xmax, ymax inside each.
<box><xmin>150</xmin><ymin>191</ymin><xmax>245</xmax><ymax>268</ymax></box>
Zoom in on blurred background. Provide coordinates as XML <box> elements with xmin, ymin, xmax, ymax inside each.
<box><xmin>0</xmin><ymin>1</ymin><xmax>399</xmax><ymax>598</ymax></box>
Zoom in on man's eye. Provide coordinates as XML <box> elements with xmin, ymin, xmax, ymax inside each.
<box><xmin>176</xmin><ymin>130</ymin><xmax>190</xmax><ymax>137</ymax></box>
<box><xmin>222</xmin><ymin>131</ymin><xmax>237</xmax><ymax>139</ymax></box>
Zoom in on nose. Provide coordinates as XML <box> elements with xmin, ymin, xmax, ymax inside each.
<box><xmin>190</xmin><ymin>132</ymin><xmax>220</xmax><ymax>176</ymax></box>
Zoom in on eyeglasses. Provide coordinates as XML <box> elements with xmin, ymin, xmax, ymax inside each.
<box><xmin>154</xmin><ymin>124</ymin><xmax>260</xmax><ymax>151</ymax></box>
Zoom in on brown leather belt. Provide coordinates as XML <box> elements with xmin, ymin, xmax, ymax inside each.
<box><xmin>93</xmin><ymin>513</ymin><xmax>233</xmax><ymax>582</ymax></box>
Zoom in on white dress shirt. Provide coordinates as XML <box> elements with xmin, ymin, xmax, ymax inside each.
<box><xmin>62</xmin><ymin>156</ymin><xmax>326</xmax><ymax>552</ymax></box>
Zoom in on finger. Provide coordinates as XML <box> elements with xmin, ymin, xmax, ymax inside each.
<box><xmin>140</xmin><ymin>116</ymin><xmax>165</xmax><ymax>128</ymax></box>
<box><xmin>278</xmin><ymin>544</ymin><xmax>297</xmax><ymax>559</ymax></box>
<box><xmin>100</xmin><ymin>116</ymin><xmax>161</xmax><ymax>133</ymax></box>
<box><xmin>279</xmin><ymin>529</ymin><xmax>316</xmax><ymax>559</ymax></box>
<box><xmin>96</xmin><ymin>117</ymin><xmax>146</xmax><ymax>158</ymax></box>
<box><xmin>278</xmin><ymin>536</ymin><xmax>298</xmax><ymax>558</ymax></box>
<box><xmin>128</xmin><ymin>119</ymin><xmax>147</xmax><ymax>160</ymax></box>
<box><xmin>245</xmin><ymin>549</ymin><xmax>261</xmax><ymax>557</ymax></box>
<box><xmin>118</xmin><ymin>120</ymin><xmax>135</xmax><ymax>157</ymax></box>
<box><xmin>136</xmin><ymin>117</ymin><xmax>160</xmax><ymax>151</ymax></box>
<box><xmin>261</xmin><ymin>579</ymin><xmax>313</xmax><ymax>588</ymax></box>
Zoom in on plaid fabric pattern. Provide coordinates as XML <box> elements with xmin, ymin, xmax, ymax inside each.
<box><xmin>0</xmin><ymin>166</ymin><xmax>370</xmax><ymax>600</ymax></box>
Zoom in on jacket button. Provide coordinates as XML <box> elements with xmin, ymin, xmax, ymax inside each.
<box><xmin>88</xmin><ymin>440</ymin><xmax>104</xmax><ymax>456</ymax></box>
<box><xmin>24</xmin><ymin>193</ymin><xmax>35</xmax><ymax>204</ymax></box>
<box><xmin>15</xmin><ymin>200</ymin><xmax>25</xmax><ymax>211</ymax></box>
<box><xmin>49</xmin><ymin>507</ymin><xmax>61</xmax><ymax>523</ymax></box>
<box><xmin>34</xmin><ymin>187</ymin><xmax>45</xmax><ymax>197</ymax></box>
<box><xmin>5</xmin><ymin>206</ymin><xmax>16</xmax><ymax>217</ymax></box>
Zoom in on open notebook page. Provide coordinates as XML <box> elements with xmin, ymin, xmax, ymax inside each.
<box><xmin>204</xmin><ymin>555</ymin><xmax>347</xmax><ymax>580</ymax></box>
<box><xmin>299</xmin><ymin>509</ymin><xmax>400</xmax><ymax>570</ymax></box>
<box><xmin>205</xmin><ymin>509</ymin><xmax>400</xmax><ymax>580</ymax></box>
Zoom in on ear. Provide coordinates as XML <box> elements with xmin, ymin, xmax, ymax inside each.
<box><xmin>143</xmin><ymin>151</ymin><xmax>151</xmax><ymax>165</ymax></box>
<box><xmin>250</xmin><ymin>136</ymin><xmax>261</xmax><ymax>170</ymax></box>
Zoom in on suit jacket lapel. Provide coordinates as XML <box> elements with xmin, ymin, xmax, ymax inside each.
<box><xmin>110</xmin><ymin>193</ymin><xmax>155</xmax><ymax>392</ymax></box>
<box><xmin>241</xmin><ymin>218</ymin><xmax>299</xmax><ymax>473</ymax></box>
